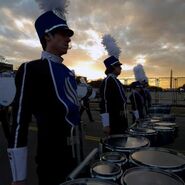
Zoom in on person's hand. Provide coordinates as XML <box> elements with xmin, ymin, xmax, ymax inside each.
<box><xmin>103</xmin><ymin>126</ymin><xmax>110</xmax><ymax>135</ymax></box>
<box><xmin>11</xmin><ymin>180</ymin><xmax>26</xmax><ymax>185</ymax></box>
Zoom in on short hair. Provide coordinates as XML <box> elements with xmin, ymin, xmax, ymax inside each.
<box><xmin>40</xmin><ymin>36</ymin><xmax>47</xmax><ymax>50</ymax></box>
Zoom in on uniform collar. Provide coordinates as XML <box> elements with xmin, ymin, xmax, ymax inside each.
<box><xmin>41</xmin><ymin>51</ymin><xmax>64</xmax><ymax>64</ymax></box>
<box><xmin>107</xmin><ymin>73</ymin><xmax>117</xmax><ymax>78</ymax></box>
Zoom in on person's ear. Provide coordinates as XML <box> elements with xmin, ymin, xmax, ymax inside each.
<box><xmin>44</xmin><ymin>33</ymin><xmax>52</xmax><ymax>42</ymax></box>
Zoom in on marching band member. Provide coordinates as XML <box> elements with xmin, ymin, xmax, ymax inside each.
<box><xmin>100</xmin><ymin>35</ymin><xmax>128</xmax><ymax>135</ymax></box>
<box><xmin>7</xmin><ymin>1</ymin><xmax>80</xmax><ymax>185</ymax></box>
<box><xmin>129</xmin><ymin>81</ymin><xmax>145</xmax><ymax>123</ymax></box>
<box><xmin>78</xmin><ymin>78</ymin><xmax>94</xmax><ymax>122</ymax></box>
<box><xmin>133</xmin><ymin>64</ymin><xmax>151</xmax><ymax>116</ymax></box>
<box><xmin>142</xmin><ymin>79</ymin><xmax>152</xmax><ymax>114</ymax></box>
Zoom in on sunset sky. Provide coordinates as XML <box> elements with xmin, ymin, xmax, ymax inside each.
<box><xmin>0</xmin><ymin>0</ymin><xmax>185</xmax><ymax>81</ymax></box>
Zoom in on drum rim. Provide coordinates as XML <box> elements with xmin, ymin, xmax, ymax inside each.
<box><xmin>121</xmin><ymin>167</ymin><xmax>185</xmax><ymax>185</ymax></box>
<box><xmin>60</xmin><ymin>178</ymin><xmax>119</xmax><ymax>185</ymax></box>
<box><xmin>100</xmin><ymin>152</ymin><xmax>128</xmax><ymax>164</ymax></box>
<box><xmin>129</xmin><ymin>147</ymin><xmax>185</xmax><ymax>170</ymax></box>
<box><xmin>155</xmin><ymin>122</ymin><xmax>177</xmax><ymax>127</ymax></box>
<box><xmin>153</xmin><ymin>126</ymin><xmax>175</xmax><ymax>131</ymax></box>
<box><xmin>101</xmin><ymin>134</ymin><xmax>150</xmax><ymax>151</ymax></box>
<box><xmin>129</xmin><ymin>127</ymin><xmax>157</xmax><ymax>135</ymax></box>
<box><xmin>90</xmin><ymin>161</ymin><xmax>122</xmax><ymax>177</ymax></box>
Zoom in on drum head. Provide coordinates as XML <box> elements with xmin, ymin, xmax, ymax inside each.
<box><xmin>130</xmin><ymin>148</ymin><xmax>185</xmax><ymax>170</ymax></box>
<box><xmin>102</xmin><ymin>135</ymin><xmax>149</xmax><ymax>152</ymax></box>
<box><xmin>155</xmin><ymin>122</ymin><xmax>177</xmax><ymax>127</ymax></box>
<box><xmin>60</xmin><ymin>178</ymin><xmax>118</xmax><ymax>185</ymax></box>
<box><xmin>100</xmin><ymin>152</ymin><xmax>127</xmax><ymax>164</ymax></box>
<box><xmin>122</xmin><ymin>167</ymin><xmax>184</xmax><ymax>185</ymax></box>
<box><xmin>77</xmin><ymin>84</ymin><xmax>88</xmax><ymax>99</ymax></box>
<box><xmin>0</xmin><ymin>72</ymin><xmax>16</xmax><ymax>106</ymax></box>
<box><xmin>88</xmin><ymin>90</ymin><xmax>96</xmax><ymax>100</ymax></box>
<box><xmin>91</xmin><ymin>161</ymin><xmax>121</xmax><ymax>177</ymax></box>
<box><xmin>129</xmin><ymin>128</ymin><xmax>157</xmax><ymax>135</ymax></box>
<box><xmin>153</xmin><ymin>126</ymin><xmax>174</xmax><ymax>131</ymax></box>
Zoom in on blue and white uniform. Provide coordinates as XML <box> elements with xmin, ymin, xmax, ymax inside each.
<box><xmin>8</xmin><ymin>51</ymin><xmax>80</xmax><ymax>183</ymax></box>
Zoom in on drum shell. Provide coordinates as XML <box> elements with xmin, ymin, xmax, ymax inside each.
<box><xmin>60</xmin><ymin>178</ymin><xmax>119</xmax><ymax>185</ymax></box>
<box><xmin>129</xmin><ymin>148</ymin><xmax>185</xmax><ymax>181</ymax></box>
<box><xmin>121</xmin><ymin>167</ymin><xmax>185</xmax><ymax>185</ymax></box>
<box><xmin>153</xmin><ymin>126</ymin><xmax>175</xmax><ymax>146</ymax></box>
<box><xmin>100</xmin><ymin>135</ymin><xmax>150</xmax><ymax>157</ymax></box>
<box><xmin>127</xmin><ymin>128</ymin><xmax>158</xmax><ymax>147</ymax></box>
<box><xmin>90</xmin><ymin>161</ymin><xmax>123</xmax><ymax>184</ymax></box>
<box><xmin>162</xmin><ymin>114</ymin><xmax>176</xmax><ymax>122</ymax></box>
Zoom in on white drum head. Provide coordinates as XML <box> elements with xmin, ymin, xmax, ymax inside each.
<box><xmin>89</xmin><ymin>90</ymin><xmax>96</xmax><ymax>100</ymax></box>
<box><xmin>77</xmin><ymin>84</ymin><xmax>88</xmax><ymax>99</ymax></box>
<box><xmin>0</xmin><ymin>72</ymin><xmax>16</xmax><ymax>106</ymax></box>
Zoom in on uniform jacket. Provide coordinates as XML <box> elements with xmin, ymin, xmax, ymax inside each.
<box><xmin>8</xmin><ymin>51</ymin><xmax>80</xmax><ymax>181</ymax></box>
<box><xmin>129</xmin><ymin>90</ymin><xmax>145</xmax><ymax>119</ymax></box>
<box><xmin>99</xmin><ymin>74</ymin><xmax>127</xmax><ymax>133</ymax></box>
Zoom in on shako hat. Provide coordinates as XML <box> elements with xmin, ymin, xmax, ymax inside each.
<box><xmin>104</xmin><ymin>56</ymin><xmax>122</xmax><ymax>69</ymax></box>
<box><xmin>102</xmin><ymin>34</ymin><xmax>122</xmax><ymax>69</ymax></box>
<box><xmin>35</xmin><ymin>0</ymin><xmax>73</xmax><ymax>41</ymax></box>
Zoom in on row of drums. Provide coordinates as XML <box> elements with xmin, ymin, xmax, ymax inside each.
<box><xmin>61</xmin><ymin>115</ymin><xmax>182</xmax><ymax>184</ymax></box>
<box><xmin>62</xmin><ymin>134</ymin><xmax>185</xmax><ymax>185</ymax></box>
<box><xmin>128</xmin><ymin>118</ymin><xmax>178</xmax><ymax>146</ymax></box>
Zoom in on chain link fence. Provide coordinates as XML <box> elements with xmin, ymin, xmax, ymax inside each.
<box><xmin>120</xmin><ymin>77</ymin><xmax>185</xmax><ymax>106</ymax></box>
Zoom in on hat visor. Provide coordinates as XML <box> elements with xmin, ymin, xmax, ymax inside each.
<box><xmin>52</xmin><ymin>26</ymin><xmax>74</xmax><ymax>37</ymax></box>
<box><xmin>113</xmin><ymin>62</ymin><xmax>122</xmax><ymax>67</ymax></box>
<box><xmin>63</xmin><ymin>28</ymin><xmax>74</xmax><ymax>37</ymax></box>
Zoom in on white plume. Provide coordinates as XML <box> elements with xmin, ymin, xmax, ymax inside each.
<box><xmin>102</xmin><ymin>34</ymin><xmax>121</xmax><ymax>59</ymax></box>
<box><xmin>133</xmin><ymin>64</ymin><xmax>148</xmax><ymax>82</ymax></box>
<box><xmin>35</xmin><ymin>0</ymin><xmax>69</xmax><ymax>14</ymax></box>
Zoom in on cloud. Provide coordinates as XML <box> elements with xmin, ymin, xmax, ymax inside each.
<box><xmin>0</xmin><ymin>0</ymin><xmax>185</xmax><ymax>78</ymax></box>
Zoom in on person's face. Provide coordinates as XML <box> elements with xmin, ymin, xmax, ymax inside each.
<box><xmin>47</xmin><ymin>30</ymin><xmax>71</xmax><ymax>56</ymax></box>
<box><xmin>113</xmin><ymin>65</ymin><xmax>122</xmax><ymax>76</ymax></box>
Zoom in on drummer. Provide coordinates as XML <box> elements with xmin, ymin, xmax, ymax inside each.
<box><xmin>100</xmin><ymin>56</ymin><xmax>128</xmax><ymax>135</ymax></box>
<box><xmin>7</xmin><ymin>3</ymin><xmax>80</xmax><ymax>185</ymax></box>
<box><xmin>129</xmin><ymin>81</ymin><xmax>145</xmax><ymax>123</ymax></box>
<box><xmin>141</xmin><ymin>79</ymin><xmax>152</xmax><ymax>116</ymax></box>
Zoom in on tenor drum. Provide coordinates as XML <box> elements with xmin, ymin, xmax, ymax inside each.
<box><xmin>100</xmin><ymin>152</ymin><xmax>128</xmax><ymax>171</ymax></box>
<box><xmin>129</xmin><ymin>148</ymin><xmax>185</xmax><ymax>180</ymax></box>
<box><xmin>128</xmin><ymin>127</ymin><xmax>158</xmax><ymax>147</ymax></box>
<box><xmin>121</xmin><ymin>167</ymin><xmax>185</xmax><ymax>185</ymax></box>
<box><xmin>154</xmin><ymin>122</ymin><xmax>178</xmax><ymax>131</ymax></box>
<box><xmin>151</xmin><ymin>114</ymin><xmax>176</xmax><ymax>122</ymax></box>
<box><xmin>149</xmin><ymin>104</ymin><xmax>171</xmax><ymax>114</ymax></box>
<box><xmin>154</xmin><ymin>122</ymin><xmax>178</xmax><ymax>137</ymax></box>
<box><xmin>153</xmin><ymin>126</ymin><xmax>175</xmax><ymax>146</ymax></box>
<box><xmin>77</xmin><ymin>84</ymin><xmax>88</xmax><ymax>99</ymax></box>
<box><xmin>100</xmin><ymin>135</ymin><xmax>150</xmax><ymax>157</ymax></box>
<box><xmin>60</xmin><ymin>178</ymin><xmax>119</xmax><ymax>185</ymax></box>
<box><xmin>90</xmin><ymin>161</ymin><xmax>123</xmax><ymax>183</ymax></box>
<box><xmin>162</xmin><ymin>114</ymin><xmax>176</xmax><ymax>122</ymax></box>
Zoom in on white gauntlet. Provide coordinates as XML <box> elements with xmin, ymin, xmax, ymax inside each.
<box><xmin>133</xmin><ymin>110</ymin><xmax>139</xmax><ymax>120</ymax></box>
<box><xmin>100</xmin><ymin>113</ymin><xmax>110</xmax><ymax>127</ymax></box>
<box><xmin>7</xmin><ymin>147</ymin><xmax>27</xmax><ymax>182</ymax></box>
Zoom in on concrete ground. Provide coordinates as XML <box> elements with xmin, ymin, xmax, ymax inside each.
<box><xmin>0</xmin><ymin>105</ymin><xmax>185</xmax><ymax>185</ymax></box>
